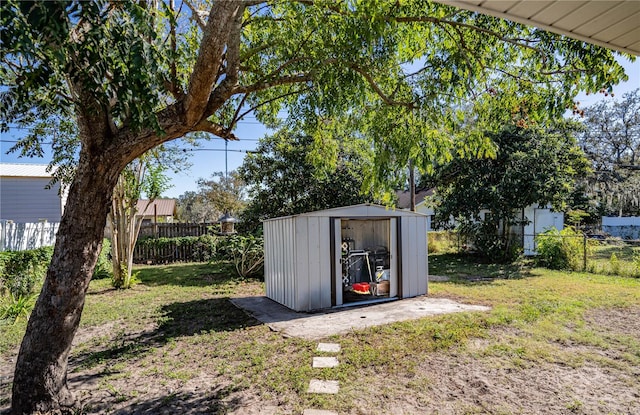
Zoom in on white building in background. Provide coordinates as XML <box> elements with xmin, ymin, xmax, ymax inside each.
<box><xmin>395</xmin><ymin>189</ymin><xmax>563</xmax><ymax>255</ymax></box>
<box><xmin>0</xmin><ymin>163</ymin><xmax>67</xmax><ymax>223</ymax></box>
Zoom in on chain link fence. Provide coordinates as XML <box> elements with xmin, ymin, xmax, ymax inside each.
<box><xmin>428</xmin><ymin>230</ymin><xmax>640</xmax><ymax>277</ymax></box>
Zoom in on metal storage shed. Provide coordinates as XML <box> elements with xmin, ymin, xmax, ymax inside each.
<box><xmin>263</xmin><ymin>204</ymin><xmax>428</xmax><ymax>312</ymax></box>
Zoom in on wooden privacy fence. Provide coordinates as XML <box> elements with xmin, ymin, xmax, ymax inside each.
<box><xmin>134</xmin><ymin>223</ymin><xmax>218</xmax><ymax>264</ymax></box>
<box><xmin>138</xmin><ymin>222</ymin><xmax>217</xmax><ymax>238</ymax></box>
<box><xmin>133</xmin><ymin>236</ymin><xmax>217</xmax><ymax>264</ymax></box>
<box><xmin>0</xmin><ymin>221</ymin><xmax>60</xmax><ymax>251</ymax></box>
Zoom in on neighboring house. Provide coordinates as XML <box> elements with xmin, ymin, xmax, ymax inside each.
<box><xmin>395</xmin><ymin>188</ymin><xmax>435</xmax><ymax>229</ymax></box>
<box><xmin>136</xmin><ymin>198</ymin><xmax>177</xmax><ymax>224</ymax></box>
<box><xmin>395</xmin><ymin>189</ymin><xmax>563</xmax><ymax>255</ymax></box>
<box><xmin>0</xmin><ymin>163</ymin><xmax>67</xmax><ymax>223</ymax></box>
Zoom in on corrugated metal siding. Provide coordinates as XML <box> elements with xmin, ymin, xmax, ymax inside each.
<box><xmin>293</xmin><ymin>216</ymin><xmax>332</xmax><ymax>311</ymax></box>
<box><xmin>401</xmin><ymin>216</ymin><xmax>428</xmax><ymax>298</ymax></box>
<box><xmin>265</xmin><ymin>205</ymin><xmax>429</xmax><ymax>311</ymax></box>
<box><xmin>264</xmin><ymin>217</ymin><xmax>298</xmax><ymax>310</ymax></box>
<box><xmin>0</xmin><ymin>177</ymin><xmax>63</xmax><ymax>223</ymax></box>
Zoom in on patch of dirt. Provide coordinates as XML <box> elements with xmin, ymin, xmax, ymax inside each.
<box><xmin>586</xmin><ymin>306</ymin><xmax>640</xmax><ymax>340</ymax></box>
<box><xmin>2</xmin><ymin>307</ymin><xmax>639</xmax><ymax>414</ymax></box>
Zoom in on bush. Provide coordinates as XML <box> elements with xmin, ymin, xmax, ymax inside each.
<box><xmin>457</xmin><ymin>220</ymin><xmax>522</xmax><ymax>263</ymax></box>
<box><xmin>215</xmin><ymin>234</ymin><xmax>264</xmax><ymax>278</ymax></box>
<box><xmin>536</xmin><ymin>227</ymin><xmax>585</xmax><ymax>271</ymax></box>
<box><xmin>1</xmin><ymin>293</ymin><xmax>36</xmax><ymax>325</ymax></box>
<box><xmin>428</xmin><ymin>231</ymin><xmax>458</xmax><ymax>254</ymax></box>
<box><xmin>0</xmin><ymin>246</ymin><xmax>53</xmax><ymax>298</ymax></box>
<box><xmin>93</xmin><ymin>238</ymin><xmax>113</xmax><ymax>280</ymax></box>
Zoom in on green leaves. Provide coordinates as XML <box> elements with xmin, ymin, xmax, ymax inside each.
<box><xmin>238</xmin><ymin>128</ymin><xmax>375</xmax><ymax>231</ymax></box>
<box><xmin>429</xmin><ymin>123</ymin><xmax>590</xmax><ymax>232</ymax></box>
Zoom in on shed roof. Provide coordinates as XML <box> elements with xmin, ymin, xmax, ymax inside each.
<box><xmin>0</xmin><ymin>163</ymin><xmax>55</xmax><ymax>178</ymax></box>
<box><xmin>136</xmin><ymin>199</ymin><xmax>177</xmax><ymax>217</ymax></box>
<box><xmin>263</xmin><ymin>203</ymin><xmax>428</xmax><ymax>222</ymax></box>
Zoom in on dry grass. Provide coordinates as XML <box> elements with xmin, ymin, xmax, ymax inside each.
<box><xmin>1</xmin><ymin>258</ymin><xmax>640</xmax><ymax>414</ymax></box>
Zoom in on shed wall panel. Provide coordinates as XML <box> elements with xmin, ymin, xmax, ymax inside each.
<box><xmin>401</xmin><ymin>216</ymin><xmax>428</xmax><ymax>298</ymax></box>
<box><xmin>307</xmin><ymin>216</ymin><xmax>322</xmax><ymax>311</ymax></box>
<box><xmin>294</xmin><ymin>217</ymin><xmax>309</xmax><ymax>310</ymax></box>
<box><xmin>264</xmin><ymin>218</ymin><xmax>298</xmax><ymax>310</ymax></box>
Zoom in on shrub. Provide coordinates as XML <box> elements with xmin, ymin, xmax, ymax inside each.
<box><xmin>457</xmin><ymin>220</ymin><xmax>521</xmax><ymax>263</ymax></box>
<box><xmin>93</xmin><ymin>238</ymin><xmax>113</xmax><ymax>280</ymax></box>
<box><xmin>0</xmin><ymin>293</ymin><xmax>36</xmax><ymax>325</ymax></box>
<box><xmin>609</xmin><ymin>253</ymin><xmax>620</xmax><ymax>275</ymax></box>
<box><xmin>428</xmin><ymin>231</ymin><xmax>458</xmax><ymax>254</ymax></box>
<box><xmin>215</xmin><ymin>234</ymin><xmax>264</xmax><ymax>278</ymax></box>
<box><xmin>536</xmin><ymin>227</ymin><xmax>585</xmax><ymax>271</ymax></box>
<box><xmin>0</xmin><ymin>246</ymin><xmax>53</xmax><ymax>298</ymax></box>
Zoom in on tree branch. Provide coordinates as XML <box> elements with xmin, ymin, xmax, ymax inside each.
<box><xmin>183</xmin><ymin>0</ymin><xmax>207</xmax><ymax>30</ymax></box>
<box><xmin>183</xmin><ymin>1</ymin><xmax>243</xmax><ymax>126</ymax></box>
<box><xmin>347</xmin><ymin>63</ymin><xmax>416</xmax><ymax>109</ymax></box>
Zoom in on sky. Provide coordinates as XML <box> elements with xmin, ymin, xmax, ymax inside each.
<box><xmin>1</xmin><ymin>58</ymin><xmax>638</xmax><ymax>199</ymax></box>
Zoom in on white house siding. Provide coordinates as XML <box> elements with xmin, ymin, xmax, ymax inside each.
<box><xmin>523</xmin><ymin>206</ymin><xmax>564</xmax><ymax>255</ymax></box>
<box><xmin>0</xmin><ymin>177</ymin><xmax>63</xmax><ymax>223</ymax></box>
<box><xmin>0</xmin><ymin>221</ymin><xmax>60</xmax><ymax>251</ymax></box>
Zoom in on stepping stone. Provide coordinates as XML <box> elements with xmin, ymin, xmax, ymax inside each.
<box><xmin>316</xmin><ymin>343</ymin><xmax>341</xmax><ymax>353</ymax></box>
<box><xmin>303</xmin><ymin>410</ymin><xmax>339</xmax><ymax>415</ymax></box>
<box><xmin>307</xmin><ymin>379</ymin><xmax>339</xmax><ymax>394</ymax></box>
<box><xmin>313</xmin><ymin>356</ymin><xmax>339</xmax><ymax>368</ymax></box>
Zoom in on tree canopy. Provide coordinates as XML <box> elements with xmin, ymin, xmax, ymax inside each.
<box><xmin>578</xmin><ymin>88</ymin><xmax>640</xmax><ymax>216</ymax></box>
<box><xmin>426</xmin><ymin>123</ymin><xmax>590</xmax><ymax>259</ymax></box>
<box><xmin>0</xmin><ymin>0</ymin><xmax>633</xmax><ymax>412</ymax></box>
<box><xmin>239</xmin><ymin>128</ymin><xmax>376</xmax><ymax>231</ymax></box>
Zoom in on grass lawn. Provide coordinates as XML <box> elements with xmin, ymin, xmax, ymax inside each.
<box><xmin>1</xmin><ymin>256</ymin><xmax>639</xmax><ymax>414</ymax></box>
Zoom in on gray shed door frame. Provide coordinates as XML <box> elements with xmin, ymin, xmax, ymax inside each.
<box><xmin>330</xmin><ymin>216</ymin><xmax>400</xmax><ymax>307</ymax></box>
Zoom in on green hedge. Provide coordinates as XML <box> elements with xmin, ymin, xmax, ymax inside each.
<box><xmin>0</xmin><ymin>246</ymin><xmax>53</xmax><ymax>299</ymax></box>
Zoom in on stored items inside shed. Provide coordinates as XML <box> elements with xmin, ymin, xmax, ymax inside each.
<box><xmin>340</xmin><ymin>218</ymin><xmax>395</xmax><ymax>304</ymax></box>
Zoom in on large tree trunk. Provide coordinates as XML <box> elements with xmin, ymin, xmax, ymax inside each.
<box><xmin>11</xmin><ymin>151</ymin><xmax>120</xmax><ymax>414</ymax></box>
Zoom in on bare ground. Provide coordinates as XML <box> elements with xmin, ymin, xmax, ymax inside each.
<box><xmin>2</xmin><ymin>306</ymin><xmax>639</xmax><ymax>414</ymax></box>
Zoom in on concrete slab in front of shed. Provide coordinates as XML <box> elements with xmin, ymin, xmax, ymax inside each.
<box><xmin>317</xmin><ymin>343</ymin><xmax>341</xmax><ymax>353</ymax></box>
<box><xmin>231</xmin><ymin>296</ymin><xmax>490</xmax><ymax>340</ymax></box>
<box><xmin>308</xmin><ymin>379</ymin><xmax>339</xmax><ymax>394</ymax></box>
<box><xmin>303</xmin><ymin>410</ymin><xmax>339</xmax><ymax>415</ymax></box>
<box><xmin>313</xmin><ymin>356</ymin><xmax>339</xmax><ymax>368</ymax></box>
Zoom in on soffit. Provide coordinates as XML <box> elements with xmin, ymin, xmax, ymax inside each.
<box><xmin>434</xmin><ymin>1</ymin><xmax>640</xmax><ymax>56</ymax></box>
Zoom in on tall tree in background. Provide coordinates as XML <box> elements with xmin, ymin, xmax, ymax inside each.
<box><xmin>239</xmin><ymin>129</ymin><xmax>375</xmax><ymax>231</ymax></box>
<box><xmin>177</xmin><ymin>191</ymin><xmax>217</xmax><ymax>223</ymax></box>
<box><xmin>176</xmin><ymin>171</ymin><xmax>245</xmax><ymax>223</ymax></box>
<box><xmin>0</xmin><ymin>0</ymin><xmax>630</xmax><ymax>412</ymax></box>
<box><xmin>197</xmin><ymin>171</ymin><xmax>246</xmax><ymax>218</ymax></box>
<box><xmin>579</xmin><ymin>89</ymin><xmax>640</xmax><ymax>215</ymax></box>
<box><xmin>427</xmin><ymin>124</ymin><xmax>590</xmax><ymax>259</ymax></box>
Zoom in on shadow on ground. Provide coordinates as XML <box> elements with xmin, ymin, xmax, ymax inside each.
<box><xmin>69</xmin><ymin>297</ymin><xmax>260</xmax><ymax>370</ymax></box>
<box><xmin>429</xmin><ymin>253</ymin><xmax>533</xmax><ymax>283</ymax></box>
<box><xmin>96</xmin><ymin>384</ymin><xmax>247</xmax><ymax>415</ymax></box>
